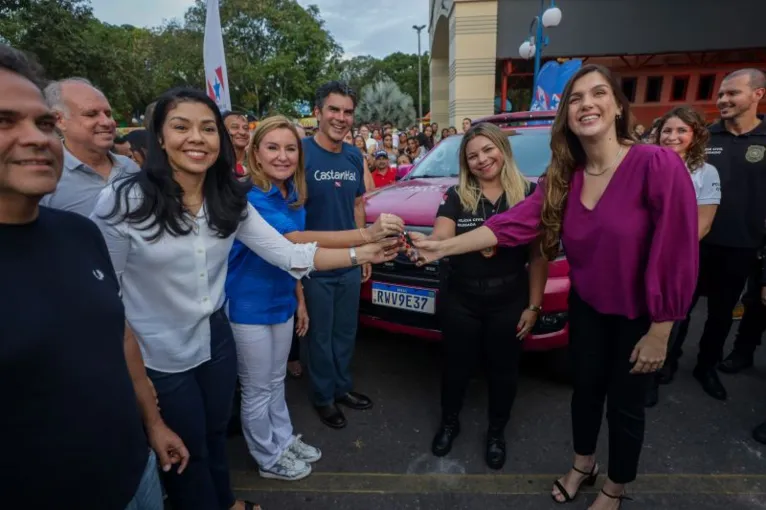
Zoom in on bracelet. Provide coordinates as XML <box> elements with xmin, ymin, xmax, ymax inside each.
<box><xmin>359</xmin><ymin>228</ymin><xmax>370</xmax><ymax>243</ymax></box>
<box><xmin>527</xmin><ymin>304</ymin><xmax>542</xmax><ymax>313</ymax></box>
<box><xmin>349</xmin><ymin>247</ymin><xmax>359</xmax><ymax>266</ymax></box>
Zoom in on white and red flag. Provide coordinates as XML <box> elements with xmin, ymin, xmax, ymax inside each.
<box><xmin>203</xmin><ymin>0</ymin><xmax>231</xmax><ymax>111</ymax></box>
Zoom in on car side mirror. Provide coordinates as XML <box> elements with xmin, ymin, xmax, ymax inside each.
<box><xmin>396</xmin><ymin>164</ymin><xmax>414</xmax><ymax>180</ymax></box>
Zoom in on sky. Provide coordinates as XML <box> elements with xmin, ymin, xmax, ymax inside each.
<box><xmin>89</xmin><ymin>0</ymin><xmax>430</xmax><ymax>59</ymax></box>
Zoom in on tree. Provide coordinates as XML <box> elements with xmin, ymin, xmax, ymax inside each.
<box><xmin>81</xmin><ymin>21</ymin><xmax>158</xmax><ymax>121</ymax></box>
<box><xmin>1</xmin><ymin>0</ymin><xmax>426</xmax><ymax>123</ymax></box>
<box><xmin>0</xmin><ymin>0</ymin><xmax>96</xmax><ymax>78</ymax></box>
<box><xmin>356</xmin><ymin>80</ymin><xmax>416</xmax><ymax>128</ymax></box>
<box><xmin>375</xmin><ymin>52</ymin><xmax>430</xmax><ymax>114</ymax></box>
<box><xmin>338</xmin><ymin>55</ymin><xmax>379</xmax><ymax>94</ymax></box>
<box><xmin>337</xmin><ymin>52</ymin><xmax>430</xmax><ymax>114</ymax></box>
<box><xmin>184</xmin><ymin>0</ymin><xmax>342</xmax><ymax>116</ymax></box>
<box><xmin>145</xmin><ymin>21</ymin><xmax>204</xmax><ymax>100</ymax></box>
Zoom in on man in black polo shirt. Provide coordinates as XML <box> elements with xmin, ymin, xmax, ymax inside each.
<box><xmin>0</xmin><ymin>44</ymin><xmax>189</xmax><ymax>509</ymax></box>
<box><xmin>673</xmin><ymin>68</ymin><xmax>766</xmax><ymax>401</ymax></box>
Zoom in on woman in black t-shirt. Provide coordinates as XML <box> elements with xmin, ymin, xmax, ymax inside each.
<box><xmin>409</xmin><ymin>123</ymin><xmax>548</xmax><ymax>470</ymax></box>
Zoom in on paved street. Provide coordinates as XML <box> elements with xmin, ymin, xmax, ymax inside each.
<box><xmin>228</xmin><ymin>300</ymin><xmax>766</xmax><ymax>509</ymax></box>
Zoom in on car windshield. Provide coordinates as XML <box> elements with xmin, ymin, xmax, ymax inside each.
<box><xmin>406</xmin><ymin>130</ymin><xmax>551</xmax><ymax>179</ymax></box>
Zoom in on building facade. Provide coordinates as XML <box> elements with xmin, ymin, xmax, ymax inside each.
<box><xmin>430</xmin><ymin>0</ymin><xmax>766</xmax><ymax>128</ymax></box>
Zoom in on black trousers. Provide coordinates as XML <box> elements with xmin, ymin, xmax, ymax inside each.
<box><xmin>568</xmin><ymin>289</ymin><xmax>650</xmax><ymax>484</ymax></box>
<box><xmin>670</xmin><ymin>244</ymin><xmax>757</xmax><ymax>370</ymax></box>
<box><xmin>731</xmin><ymin>268</ymin><xmax>766</xmax><ymax>356</ymax></box>
<box><xmin>439</xmin><ymin>280</ymin><xmax>527</xmax><ymax>431</ymax></box>
<box><xmin>288</xmin><ymin>321</ymin><xmax>300</xmax><ymax>363</ymax></box>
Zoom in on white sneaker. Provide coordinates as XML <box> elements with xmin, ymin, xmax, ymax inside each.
<box><xmin>288</xmin><ymin>434</ymin><xmax>322</xmax><ymax>463</ymax></box>
<box><xmin>259</xmin><ymin>450</ymin><xmax>312</xmax><ymax>481</ymax></box>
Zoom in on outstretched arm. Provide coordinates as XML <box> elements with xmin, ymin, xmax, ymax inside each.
<box><xmin>412</xmin><ymin>183</ymin><xmax>544</xmax><ymax>264</ymax></box>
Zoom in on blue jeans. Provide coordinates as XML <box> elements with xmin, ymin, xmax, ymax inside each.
<box><xmin>302</xmin><ymin>269</ymin><xmax>362</xmax><ymax>406</ymax></box>
<box><xmin>125</xmin><ymin>450</ymin><xmax>163</xmax><ymax>510</ymax></box>
<box><xmin>146</xmin><ymin>309</ymin><xmax>237</xmax><ymax>510</ymax></box>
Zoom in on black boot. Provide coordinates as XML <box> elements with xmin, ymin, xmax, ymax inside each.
<box><xmin>485</xmin><ymin>428</ymin><xmax>506</xmax><ymax>470</ymax></box>
<box><xmin>718</xmin><ymin>350</ymin><xmax>754</xmax><ymax>374</ymax></box>
<box><xmin>693</xmin><ymin>366</ymin><xmax>727</xmax><ymax>401</ymax></box>
<box><xmin>432</xmin><ymin>415</ymin><xmax>460</xmax><ymax>457</ymax></box>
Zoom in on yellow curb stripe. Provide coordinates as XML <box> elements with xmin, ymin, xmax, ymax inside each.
<box><xmin>231</xmin><ymin>471</ymin><xmax>766</xmax><ymax>495</ymax></box>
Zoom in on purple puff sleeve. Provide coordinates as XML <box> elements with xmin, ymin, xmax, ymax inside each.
<box><xmin>484</xmin><ymin>180</ymin><xmax>543</xmax><ymax>247</ymax></box>
<box><xmin>644</xmin><ymin>148</ymin><xmax>699</xmax><ymax>322</ymax></box>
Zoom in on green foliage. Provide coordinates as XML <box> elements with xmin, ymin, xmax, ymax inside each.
<box><xmin>0</xmin><ymin>0</ymin><xmax>95</xmax><ymax>78</ymax></box>
<box><xmin>339</xmin><ymin>52</ymin><xmax>430</xmax><ymax>114</ymax></box>
<box><xmin>183</xmin><ymin>0</ymin><xmax>342</xmax><ymax>117</ymax></box>
<box><xmin>0</xmin><ymin>0</ymin><xmax>430</xmax><ymax>122</ymax></box>
<box><xmin>356</xmin><ymin>80</ymin><xmax>416</xmax><ymax>127</ymax></box>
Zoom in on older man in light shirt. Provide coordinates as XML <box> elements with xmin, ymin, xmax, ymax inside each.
<box><xmin>40</xmin><ymin>78</ymin><xmax>139</xmax><ymax>216</ymax></box>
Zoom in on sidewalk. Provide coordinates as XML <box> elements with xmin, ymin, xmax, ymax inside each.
<box><xmin>227</xmin><ymin>301</ymin><xmax>766</xmax><ymax>509</ymax></box>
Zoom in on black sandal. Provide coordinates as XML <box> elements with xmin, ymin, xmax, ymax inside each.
<box><xmin>598</xmin><ymin>488</ymin><xmax>633</xmax><ymax>508</ymax></box>
<box><xmin>243</xmin><ymin>501</ymin><xmax>262</xmax><ymax>510</ymax></box>
<box><xmin>551</xmin><ymin>463</ymin><xmax>599</xmax><ymax>504</ymax></box>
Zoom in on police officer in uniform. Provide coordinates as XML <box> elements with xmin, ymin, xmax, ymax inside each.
<box><xmin>410</xmin><ymin>123</ymin><xmax>548</xmax><ymax>469</ymax></box>
<box><xmin>670</xmin><ymin>68</ymin><xmax>766</xmax><ymax>401</ymax></box>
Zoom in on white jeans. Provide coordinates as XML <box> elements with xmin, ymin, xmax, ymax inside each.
<box><xmin>230</xmin><ymin>319</ymin><xmax>295</xmax><ymax>469</ymax></box>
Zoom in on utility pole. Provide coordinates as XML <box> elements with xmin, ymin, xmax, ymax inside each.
<box><xmin>413</xmin><ymin>24</ymin><xmax>426</xmax><ymax>131</ymax></box>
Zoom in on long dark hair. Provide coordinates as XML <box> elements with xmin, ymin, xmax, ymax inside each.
<box><xmin>539</xmin><ymin>64</ymin><xmax>633</xmax><ymax>259</ymax></box>
<box><xmin>102</xmin><ymin>88</ymin><xmax>249</xmax><ymax>241</ymax></box>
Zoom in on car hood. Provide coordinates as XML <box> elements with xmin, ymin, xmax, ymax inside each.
<box><xmin>364</xmin><ymin>177</ymin><xmax>456</xmax><ymax>226</ymax></box>
<box><xmin>364</xmin><ymin>175</ymin><xmax>541</xmax><ymax>226</ymax></box>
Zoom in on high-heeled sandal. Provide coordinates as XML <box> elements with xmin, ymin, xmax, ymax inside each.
<box><xmin>551</xmin><ymin>463</ymin><xmax>599</xmax><ymax>504</ymax></box>
<box><xmin>597</xmin><ymin>488</ymin><xmax>633</xmax><ymax>509</ymax></box>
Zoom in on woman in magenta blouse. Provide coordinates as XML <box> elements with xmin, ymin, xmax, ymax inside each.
<box><xmin>409</xmin><ymin>65</ymin><xmax>698</xmax><ymax>509</ymax></box>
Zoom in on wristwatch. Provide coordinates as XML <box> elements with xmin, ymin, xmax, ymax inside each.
<box><xmin>349</xmin><ymin>247</ymin><xmax>359</xmax><ymax>267</ymax></box>
<box><xmin>527</xmin><ymin>304</ymin><xmax>542</xmax><ymax>313</ymax></box>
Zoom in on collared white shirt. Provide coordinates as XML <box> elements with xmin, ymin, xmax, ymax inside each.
<box><xmin>41</xmin><ymin>148</ymin><xmax>139</xmax><ymax>217</ymax></box>
<box><xmin>90</xmin><ymin>185</ymin><xmax>317</xmax><ymax>373</ymax></box>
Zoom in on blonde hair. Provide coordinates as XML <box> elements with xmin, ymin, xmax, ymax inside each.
<box><xmin>456</xmin><ymin>123</ymin><xmax>530</xmax><ymax>214</ymax></box>
<box><xmin>246</xmin><ymin>115</ymin><xmax>307</xmax><ymax>209</ymax></box>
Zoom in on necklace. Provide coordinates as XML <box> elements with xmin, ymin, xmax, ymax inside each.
<box><xmin>584</xmin><ymin>146</ymin><xmax>625</xmax><ymax>176</ymax></box>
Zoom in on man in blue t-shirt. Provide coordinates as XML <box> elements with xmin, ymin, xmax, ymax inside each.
<box><xmin>302</xmin><ymin>81</ymin><xmax>373</xmax><ymax>429</ymax></box>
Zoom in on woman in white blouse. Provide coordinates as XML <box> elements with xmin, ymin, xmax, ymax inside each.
<box><xmin>649</xmin><ymin>105</ymin><xmax>721</xmax><ymax>408</ymax></box>
<box><xmin>90</xmin><ymin>88</ymin><xmax>398</xmax><ymax>510</ymax></box>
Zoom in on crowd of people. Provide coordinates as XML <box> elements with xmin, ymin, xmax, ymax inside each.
<box><xmin>116</xmin><ymin>110</ymin><xmax>472</xmax><ymax>205</ymax></box>
<box><xmin>337</xmin><ymin>118</ymin><xmax>472</xmax><ymax>191</ymax></box>
<box><xmin>2</xmin><ymin>36</ymin><xmax>765</xmax><ymax>510</ymax></box>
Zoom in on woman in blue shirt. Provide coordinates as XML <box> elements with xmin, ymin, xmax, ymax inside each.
<box><xmin>226</xmin><ymin>116</ymin><xmax>403</xmax><ymax>482</ymax></box>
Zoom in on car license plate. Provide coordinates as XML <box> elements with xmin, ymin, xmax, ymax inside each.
<box><xmin>371</xmin><ymin>282</ymin><xmax>436</xmax><ymax>314</ymax></box>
